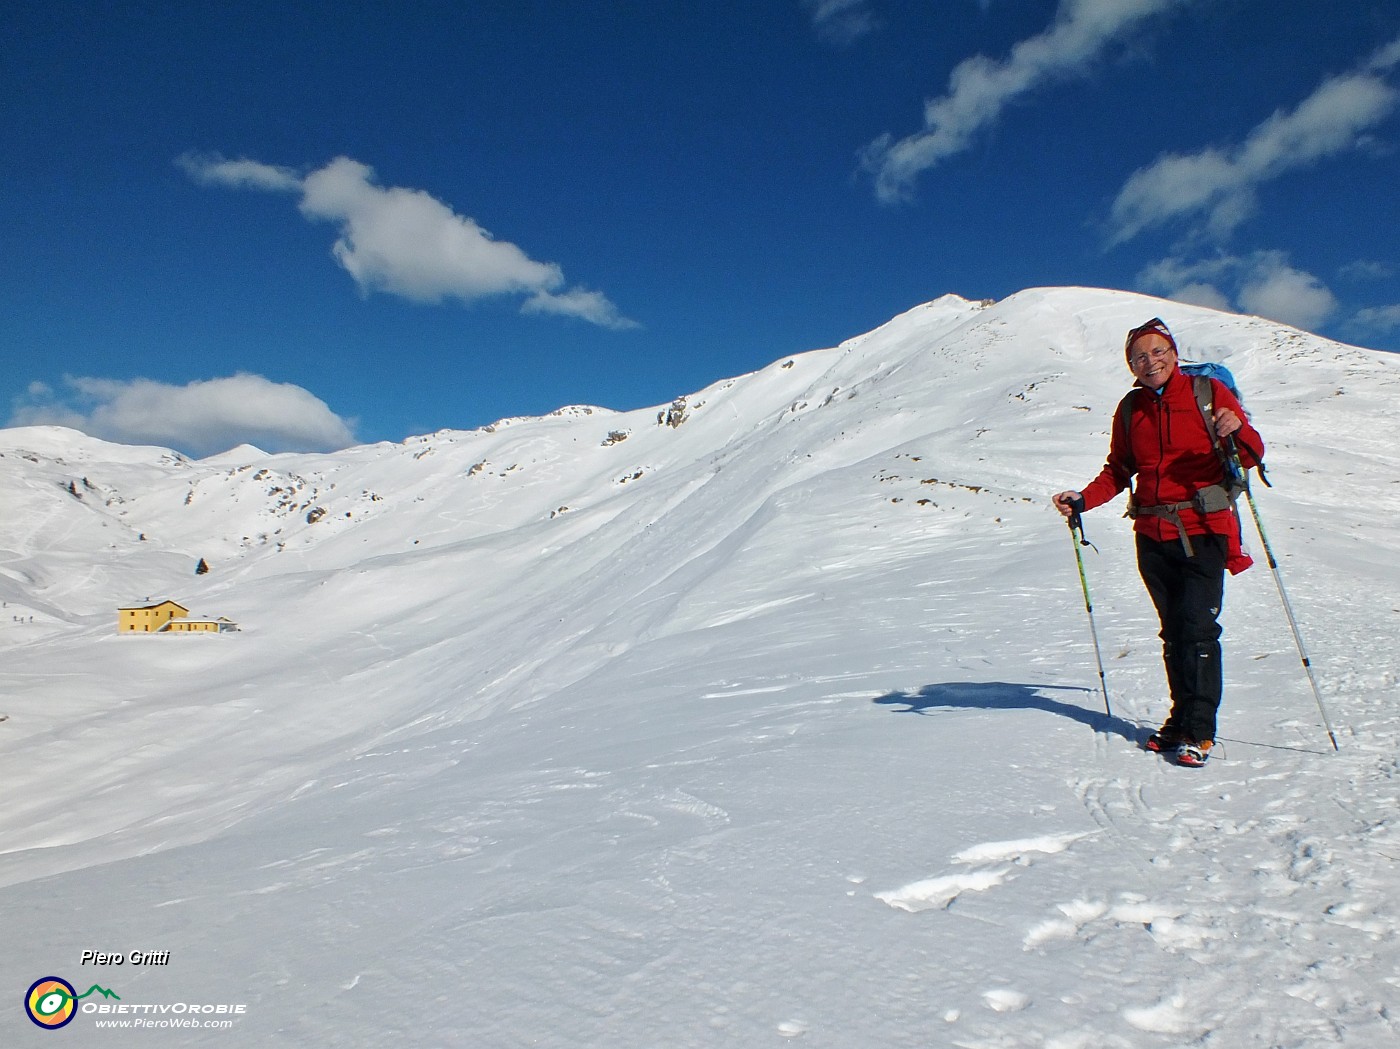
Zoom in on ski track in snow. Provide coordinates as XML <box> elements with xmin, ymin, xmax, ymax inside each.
<box><xmin>3</xmin><ymin>288</ymin><xmax>1400</xmax><ymax>1047</ymax></box>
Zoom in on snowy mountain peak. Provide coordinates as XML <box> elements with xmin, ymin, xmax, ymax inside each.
<box><xmin>198</xmin><ymin>442</ymin><xmax>270</xmax><ymax>464</ymax></box>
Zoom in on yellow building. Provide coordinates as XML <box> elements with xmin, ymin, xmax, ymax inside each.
<box><xmin>117</xmin><ymin>602</ymin><xmax>237</xmax><ymax>635</ymax></box>
<box><xmin>163</xmin><ymin>617</ymin><xmax>237</xmax><ymax>634</ymax></box>
<box><xmin>118</xmin><ymin>600</ymin><xmax>189</xmax><ymax>633</ymax></box>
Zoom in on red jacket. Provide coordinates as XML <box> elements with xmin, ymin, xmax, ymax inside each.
<box><xmin>1080</xmin><ymin>367</ymin><xmax>1264</xmax><ymax>573</ymax></box>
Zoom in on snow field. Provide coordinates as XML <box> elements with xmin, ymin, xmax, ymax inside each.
<box><xmin>3</xmin><ymin>287</ymin><xmax>1400</xmax><ymax>1046</ymax></box>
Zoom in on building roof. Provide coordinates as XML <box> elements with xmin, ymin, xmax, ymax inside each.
<box><xmin>118</xmin><ymin>600</ymin><xmax>189</xmax><ymax>612</ymax></box>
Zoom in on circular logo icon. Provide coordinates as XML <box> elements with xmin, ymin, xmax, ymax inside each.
<box><xmin>25</xmin><ymin>977</ymin><xmax>78</xmax><ymax>1030</ymax></box>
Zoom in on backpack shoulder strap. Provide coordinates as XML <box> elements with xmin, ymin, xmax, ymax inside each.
<box><xmin>1192</xmin><ymin>375</ymin><xmax>1224</xmax><ymax>460</ymax></box>
<box><xmin>1114</xmin><ymin>389</ymin><xmax>1139</xmax><ymax>473</ymax></box>
<box><xmin>1193</xmin><ymin>375</ymin><xmax>1254</xmax><ymax>501</ymax></box>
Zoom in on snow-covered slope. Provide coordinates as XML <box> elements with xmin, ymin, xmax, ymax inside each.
<box><xmin>3</xmin><ymin>287</ymin><xmax>1399</xmax><ymax>1047</ymax></box>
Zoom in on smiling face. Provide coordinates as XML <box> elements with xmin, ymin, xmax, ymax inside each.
<box><xmin>1127</xmin><ymin>331</ymin><xmax>1177</xmax><ymax>388</ymax></box>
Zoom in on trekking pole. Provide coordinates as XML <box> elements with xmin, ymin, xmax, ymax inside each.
<box><xmin>1227</xmin><ymin>441</ymin><xmax>1340</xmax><ymax>751</ymax></box>
<box><xmin>1065</xmin><ymin>496</ymin><xmax>1112</xmax><ymax>718</ymax></box>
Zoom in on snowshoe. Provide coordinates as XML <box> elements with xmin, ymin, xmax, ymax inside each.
<box><xmin>1144</xmin><ymin>726</ymin><xmax>1185</xmax><ymax>753</ymax></box>
<box><xmin>1175</xmin><ymin>741</ymin><xmax>1212</xmax><ymax>767</ymax></box>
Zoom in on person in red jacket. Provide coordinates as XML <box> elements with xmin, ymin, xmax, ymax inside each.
<box><xmin>1053</xmin><ymin>318</ymin><xmax>1265</xmax><ymax>767</ymax></box>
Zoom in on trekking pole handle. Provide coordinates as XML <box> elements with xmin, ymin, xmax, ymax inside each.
<box><xmin>1065</xmin><ymin>494</ymin><xmax>1096</xmax><ymax>551</ymax></box>
<box><xmin>1226</xmin><ymin>433</ymin><xmax>1271</xmax><ymax>488</ymax></box>
<box><xmin>1223</xmin><ymin>436</ymin><xmax>1246</xmax><ymax>488</ymax></box>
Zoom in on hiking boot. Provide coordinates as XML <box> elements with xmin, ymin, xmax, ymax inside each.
<box><xmin>1144</xmin><ymin>725</ymin><xmax>1186</xmax><ymax>753</ymax></box>
<box><xmin>1175</xmin><ymin>740</ymin><xmax>1213</xmax><ymax>768</ymax></box>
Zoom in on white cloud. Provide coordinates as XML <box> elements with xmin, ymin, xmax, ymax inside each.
<box><xmin>8</xmin><ymin>374</ymin><xmax>357</xmax><ymax>458</ymax></box>
<box><xmin>523</xmin><ymin>287</ymin><xmax>641</xmax><ymax>330</ymax></box>
<box><xmin>1137</xmin><ymin>250</ymin><xmax>1339</xmax><ymax>332</ymax></box>
<box><xmin>863</xmin><ymin>0</ymin><xmax>1190</xmax><ymax>202</ymax></box>
<box><xmin>1135</xmin><ymin>256</ymin><xmax>1234</xmax><ymax>313</ymax></box>
<box><xmin>1109</xmin><ymin>53</ymin><xmax>1400</xmax><ymax>243</ymax></box>
<box><xmin>1339</xmin><ymin>259</ymin><xmax>1394</xmax><ymax>282</ymax></box>
<box><xmin>1137</xmin><ymin>253</ymin><xmax>1231</xmax><ymax>295</ymax></box>
<box><xmin>1237</xmin><ymin>261</ymin><xmax>1339</xmax><ymax>331</ymax></box>
<box><xmin>298</xmin><ymin>158</ymin><xmax>565</xmax><ymax>305</ymax></box>
<box><xmin>176</xmin><ymin>153</ymin><xmax>301</xmax><ymax>193</ymax></box>
<box><xmin>1354</xmin><ymin>304</ymin><xmax>1400</xmax><ymax>331</ymax></box>
<box><xmin>1165</xmin><ymin>281</ymin><xmax>1232</xmax><ymax>313</ymax></box>
<box><xmin>180</xmin><ymin>154</ymin><xmax>636</xmax><ymax>328</ymax></box>
<box><xmin>1365</xmin><ymin>33</ymin><xmax>1400</xmax><ymax>74</ymax></box>
<box><xmin>804</xmin><ymin>0</ymin><xmax>878</xmax><ymax>47</ymax></box>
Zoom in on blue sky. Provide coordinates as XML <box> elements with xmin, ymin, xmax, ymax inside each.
<box><xmin>4</xmin><ymin>1</ymin><xmax>1399</xmax><ymax>457</ymax></box>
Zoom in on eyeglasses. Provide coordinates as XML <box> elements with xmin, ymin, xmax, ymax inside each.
<box><xmin>1129</xmin><ymin>345</ymin><xmax>1175</xmax><ymax>368</ymax></box>
<box><xmin>1125</xmin><ymin>317</ymin><xmax>1176</xmax><ymax>367</ymax></box>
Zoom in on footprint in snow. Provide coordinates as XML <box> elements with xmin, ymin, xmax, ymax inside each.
<box><xmin>1022</xmin><ymin>899</ymin><xmax>1110</xmax><ymax>948</ymax></box>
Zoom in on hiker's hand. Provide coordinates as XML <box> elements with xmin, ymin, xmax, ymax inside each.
<box><xmin>1052</xmin><ymin>491</ymin><xmax>1081</xmax><ymax>518</ymax></box>
<box><xmin>1213</xmin><ymin>407</ymin><xmax>1242</xmax><ymax>439</ymax></box>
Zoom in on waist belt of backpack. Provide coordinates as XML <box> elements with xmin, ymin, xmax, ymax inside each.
<box><xmin>1126</xmin><ymin>483</ymin><xmax>1235</xmax><ymax>557</ymax></box>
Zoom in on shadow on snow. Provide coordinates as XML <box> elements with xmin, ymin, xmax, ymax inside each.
<box><xmin>872</xmin><ymin>681</ymin><xmax>1141</xmax><ymax>744</ymax></box>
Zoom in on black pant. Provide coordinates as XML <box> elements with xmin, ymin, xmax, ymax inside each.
<box><xmin>1136</xmin><ymin>533</ymin><xmax>1226</xmax><ymax>743</ymax></box>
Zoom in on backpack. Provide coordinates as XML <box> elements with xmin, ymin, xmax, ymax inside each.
<box><xmin>1181</xmin><ymin>361</ymin><xmax>1240</xmax><ymax>397</ymax></box>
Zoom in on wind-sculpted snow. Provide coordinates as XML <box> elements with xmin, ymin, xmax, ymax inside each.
<box><xmin>2</xmin><ymin>286</ymin><xmax>1400</xmax><ymax>1047</ymax></box>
